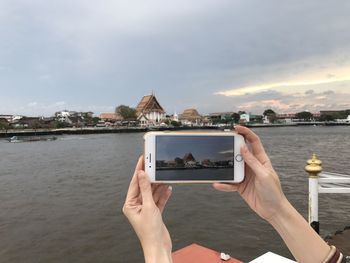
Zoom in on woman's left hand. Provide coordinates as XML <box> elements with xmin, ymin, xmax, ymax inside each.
<box><xmin>123</xmin><ymin>156</ymin><xmax>173</xmax><ymax>263</ymax></box>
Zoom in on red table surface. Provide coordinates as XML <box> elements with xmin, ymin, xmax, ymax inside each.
<box><xmin>172</xmin><ymin>243</ymin><xmax>243</xmax><ymax>263</ymax></box>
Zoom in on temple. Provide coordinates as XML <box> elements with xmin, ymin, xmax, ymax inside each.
<box><xmin>135</xmin><ymin>94</ymin><xmax>166</xmax><ymax>126</ymax></box>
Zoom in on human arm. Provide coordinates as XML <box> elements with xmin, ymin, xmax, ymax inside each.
<box><xmin>268</xmin><ymin>200</ymin><xmax>330</xmax><ymax>263</ymax></box>
<box><xmin>213</xmin><ymin>126</ymin><xmax>330</xmax><ymax>263</ymax></box>
<box><xmin>123</xmin><ymin>156</ymin><xmax>173</xmax><ymax>263</ymax></box>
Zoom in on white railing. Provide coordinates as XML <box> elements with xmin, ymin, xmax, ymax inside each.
<box><xmin>318</xmin><ymin>172</ymin><xmax>350</xmax><ymax>194</ymax></box>
<box><xmin>308</xmin><ymin>166</ymin><xmax>350</xmax><ymax>233</ymax></box>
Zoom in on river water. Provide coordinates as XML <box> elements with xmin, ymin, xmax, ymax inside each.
<box><xmin>1</xmin><ymin>127</ymin><xmax>350</xmax><ymax>262</ymax></box>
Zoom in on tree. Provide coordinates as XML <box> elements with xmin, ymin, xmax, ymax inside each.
<box><xmin>231</xmin><ymin>113</ymin><xmax>241</xmax><ymax>123</ymax></box>
<box><xmin>263</xmin><ymin>109</ymin><xmax>277</xmax><ymax>123</ymax></box>
<box><xmin>296</xmin><ymin>111</ymin><xmax>313</xmax><ymax>121</ymax></box>
<box><xmin>171</xmin><ymin>120</ymin><xmax>181</xmax><ymax>127</ymax></box>
<box><xmin>92</xmin><ymin>117</ymin><xmax>100</xmax><ymax>125</ymax></box>
<box><xmin>31</xmin><ymin>120</ymin><xmax>41</xmax><ymax>130</ymax></box>
<box><xmin>55</xmin><ymin>121</ymin><xmax>66</xmax><ymax>129</ymax></box>
<box><xmin>263</xmin><ymin>109</ymin><xmax>276</xmax><ymax>116</ymax></box>
<box><xmin>174</xmin><ymin>157</ymin><xmax>184</xmax><ymax>167</ymax></box>
<box><xmin>115</xmin><ymin>105</ymin><xmax>137</xmax><ymax>120</ymax></box>
<box><xmin>319</xmin><ymin>114</ymin><xmax>335</xmax><ymax>122</ymax></box>
<box><xmin>0</xmin><ymin>122</ymin><xmax>8</xmax><ymax>130</ymax></box>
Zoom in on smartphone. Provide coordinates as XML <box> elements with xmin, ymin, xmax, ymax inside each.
<box><xmin>144</xmin><ymin>131</ymin><xmax>245</xmax><ymax>183</ymax></box>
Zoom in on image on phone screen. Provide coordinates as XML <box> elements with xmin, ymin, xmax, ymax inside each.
<box><xmin>155</xmin><ymin>136</ymin><xmax>235</xmax><ymax>181</ymax></box>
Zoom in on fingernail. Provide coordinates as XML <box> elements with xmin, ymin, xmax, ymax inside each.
<box><xmin>168</xmin><ymin>185</ymin><xmax>172</xmax><ymax>191</ymax></box>
<box><xmin>241</xmin><ymin>145</ymin><xmax>247</xmax><ymax>153</ymax></box>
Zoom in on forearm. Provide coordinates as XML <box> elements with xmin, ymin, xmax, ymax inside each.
<box><xmin>143</xmin><ymin>246</ymin><xmax>172</xmax><ymax>263</ymax></box>
<box><xmin>269</xmin><ymin>200</ymin><xmax>330</xmax><ymax>263</ymax></box>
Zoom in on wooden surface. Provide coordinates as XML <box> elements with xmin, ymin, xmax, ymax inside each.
<box><xmin>172</xmin><ymin>243</ymin><xmax>243</xmax><ymax>263</ymax></box>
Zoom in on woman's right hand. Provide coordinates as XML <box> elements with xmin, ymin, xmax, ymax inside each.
<box><xmin>213</xmin><ymin>125</ymin><xmax>289</xmax><ymax>222</ymax></box>
<box><xmin>215</xmin><ymin>126</ymin><xmax>333</xmax><ymax>263</ymax></box>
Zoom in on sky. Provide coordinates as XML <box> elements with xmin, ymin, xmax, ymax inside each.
<box><xmin>0</xmin><ymin>0</ymin><xmax>350</xmax><ymax>116</ymax></box>
<box><xmin>156</xmin><ymin>136</ymin><xmax>234</xmax><ymax>161</ymax></box>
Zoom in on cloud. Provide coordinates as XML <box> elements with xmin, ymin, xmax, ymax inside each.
<box><xmin>231</xmin><ymin>89</ymin><xmax>350</xmax><ymax>114</ymax></box>
<box><xmin>305</xmin><ymin>89</ymin><xmax>314</xmax><ymax>95</ymax></box>
<box><xmin>27</xmin><ymin>102</ymin><xmax>38</xmax><ymax>107</ymax></box>
<box><xmin>53</xmin><ymin>101</ymin><xmax>66</xmax><ymax>107</ymax></box>
<box><xmin>323</xmin><ymin>90</ymin><xmax>335</xmax><ymax>95</ymax></box>
<box><xmin>1</xmin><ymin>0</ymin><xmax>350</xmax><ymax>116</ymax></box>
<box><xmin>215</xmin><ymin>65</ymin><xmax>350</xmax><ymax>97</ymax></box>
<box><xmin>218</xmin><ymin>149</ymin><xmax>234</xmax><ymax>154</ymax></box>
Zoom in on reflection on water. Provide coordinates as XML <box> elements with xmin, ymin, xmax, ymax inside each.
<box><xmin>0</xmin><ymin>127</ymin><xmax>350</xmax><ymax>262</ymax></box>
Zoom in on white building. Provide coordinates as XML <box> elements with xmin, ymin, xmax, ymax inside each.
<box><xmin>240</xmin><ymin>113</ymin><xmax>250</xmax><ymax>123</ymax></box>
<box><xmin>173</xmin><ymin>112</ymin><xmax>179</xmax><ymax>122</ymax></box>
<box><xmin>0</xmin><ymin>115</ymin><xmax>15</xmax><ymax>122</ymax></box>
<box><xmin>263</xmin><ymin>115</ymin><xmax>270</xmax><ymax>124</ymax></box>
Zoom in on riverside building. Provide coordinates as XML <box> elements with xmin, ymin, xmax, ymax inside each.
<box><xmin>135</xmin><ymin>94</ymin><xmax>166</xmax><ymax>126</ymax></box>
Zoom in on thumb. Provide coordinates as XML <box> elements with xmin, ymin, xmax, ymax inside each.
<box><xmin>241</xmin><ymin>145</ymin><xmax>265</xmax><ymax>176</ymax></box>
<box><xmin>137</xmin><ymin>171</ymin><xmax>154</xmax><ymax>205</ymax></box>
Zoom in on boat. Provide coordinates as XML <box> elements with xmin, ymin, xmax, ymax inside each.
<box><xmin>6</xmin><ymin>136</ymin><xmax>57</xmax><ymax>143</ymax></box>
<box><xmin>7</xmin><ymin>136</ymin><xmax>22</xmax><ymax>143</ymax></box>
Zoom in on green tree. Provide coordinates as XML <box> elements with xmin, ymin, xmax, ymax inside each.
<box><xmin>171</xmin><ymin>120</ymin><xmax>181</xmax><ymax>127</ymax></box>
<box><xmin>31</xmin><ymin>120</ymin><xmax>42</xmax><ymax>130</ymax></box>
<box><xmin>115</xmin><ymin>105</ymin><xmax>137</xmax><ymax>120</ymax></box>
<box><xmin>92</xmin><ymin>117</ymin><xmax>100</xmax><ymax>125</ymax></box>
<box><xmin>55</xmin><ymin>121</ymin><xmax>66</xmax><ymax>129</ymax></box>
<box><xmin>296</xmin><ymin>111</ymin><xmax>313</xmax><ymax>121</ymax></box>
<box><xmin>263</xmin><ymin>109</ymin><xmax>277</xmax><ymax>123</ymax></box>
<box><xmin>174</xmin><ymin>157</ymin><xmax>184</xmax><ymax>166</ymax></box>
<box><xmin>0</xmin><ymin>122</ymin><xmax>9</xmax><ymax>130</ymax></box>
<box><xmin>319</xmin><ymin>114</ymin><xmax>335</xmax><ymax>122</ymax></box>
<box><xmin>231</xmin><ymin>113</ymin><xmax>241</xmax><ymax>123</ymax></box>
<box><xmin>263</xmin><ymin>109</ymin><xmax>276</xmax><ymax>116</ymax></box>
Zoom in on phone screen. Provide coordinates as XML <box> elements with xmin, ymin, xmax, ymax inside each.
<box><xmin>155</xmin><ymin>135</ymin><xmax>235</xmax><ymax>181</ymax></box>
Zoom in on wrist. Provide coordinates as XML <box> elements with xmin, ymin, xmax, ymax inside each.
<box><xmin>267</xmin><ymin>198</ymin><xmax>330</xmax><ymax>263</ymax></box>
<box><xmin>266</xmin><ymin>198</ymin><xmax>294</xmax><ymax>226</ymax></box>
<box><xmin>142</xmin><ymin>244</ymin><xmax>172</xmax><ymax>263</ymax></box>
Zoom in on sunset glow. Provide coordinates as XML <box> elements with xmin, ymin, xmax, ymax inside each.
<box><xmin>216</xmin><ymin>74</ymin><xmax>350</xmax><ymax>97</ymax></box>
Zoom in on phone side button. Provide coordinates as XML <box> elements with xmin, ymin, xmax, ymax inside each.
<box><xmin>235</xmin><ymin>154</ymin><xmax>243</xmax><ymax>162</ymax></box>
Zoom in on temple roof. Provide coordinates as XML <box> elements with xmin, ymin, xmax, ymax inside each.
<box><xmin>135</xmin><ymin>94</ymin><xmax>165</xmax><ymax>115</ymax></box>
<box><xmin>179</xmin><ymin>108</ymin><xmax>202</xmax><ymax>120</ymax></box>
<box><xmin>100</xmin><ymin>112</ymin><xmax>123</xmax><ymax>121</ymax></box>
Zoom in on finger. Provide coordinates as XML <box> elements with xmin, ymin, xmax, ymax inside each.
<box><xmin>126</xmin><ymin>156</ymin><xmax>144</xmax><ymax>201</ymax></box>
<box><xmin>235</xmin><ymin>126</ymin><xmax>272</xmax><ymax>168</ymax></box>
<box><xmin>241</xmin><ymin>145</ymin><xmax>265</xmax><ymax>177</ymax></box>
<box><xmin>153</xmin><ymin>184</ymin><xmax>169</xmax><ymax>204</ymax></box>
<box><xmin>157</xmin><ymin>186</ymin><xmax>172</xmax><ymax>213</ymax></box>
<box><xmin>138</xmin><ymin>171</ymin><xmax>154</xmax><ymax>205</ymax></box>
<box><xmin>212</xmin><ymin>183</ymin><xmax>240</xmax><ymax>192</ymax></box>
<box><xmin>152</xmin><ymin>183</ymin><xmax>162</xmax><ymax>194</ymax></box>
<box><xmin>134</xmin><ymin>155</ymin><xmax>144</xmax><ymax>173</ymax></box>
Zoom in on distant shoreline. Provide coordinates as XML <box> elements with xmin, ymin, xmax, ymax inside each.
<box><xmin>0</xmin><ymin>122</ymin><xmax>349</xmax><ymax>138</ymax></box>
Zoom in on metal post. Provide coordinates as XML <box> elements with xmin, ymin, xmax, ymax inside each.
<box><xmin>305</xmin><ymin>154</ymin><xmax>322</xmax><ymax>234</ymax></box>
